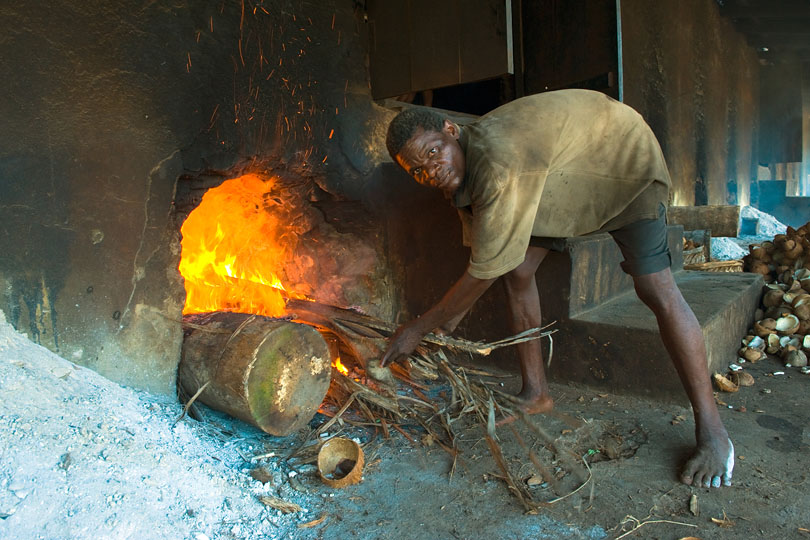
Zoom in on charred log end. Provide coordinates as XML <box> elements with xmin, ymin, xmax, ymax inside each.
<box><xmin>179</xmin><ymin>312</ymin><xmax>332</xmax><ymax>436</ymax></box>
<box><xmin>247</xmin><ymin>322</ymin><xmax>332</xmax><ymax>435</ymax></box>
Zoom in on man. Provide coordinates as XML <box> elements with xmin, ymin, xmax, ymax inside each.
<box><xmin>380</xmin><ymin>89</ymin><xmax>734</xmax><ymax>489</ymax></box>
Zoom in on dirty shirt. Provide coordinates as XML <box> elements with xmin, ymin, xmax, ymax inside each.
<box><xmin>453</xmin><ymin>89</ymin><xmax>672</xmax><ymax>279</ymax></box>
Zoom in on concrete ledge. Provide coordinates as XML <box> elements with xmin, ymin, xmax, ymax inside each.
<box><xmin>667</xmin><ymin>205</ymin><xmax>741</xmax><ymax>237</ymax></box>
<box><xmin>564</xmin><ymin>226</ymin><xmax>685</xmax><ymax>316</ymax></box>
<box><xmin>549</xmin><ymin>270</ymin><xmax>764</xmax><ymax>403</ymax></box>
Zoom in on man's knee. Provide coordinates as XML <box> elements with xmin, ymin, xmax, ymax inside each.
<box><xmin>504</xmin><ymin>247</ymin><xmax>548</xmax><ymax>291</ymax></box>
<box><xmin>504</xmin><ymin>266</ymin><xmax>535</xmax><ymax>292</ymax></box>
<box><xmin>633</xmin><ymin>269</ymin><xmax>681</xmax><ymax>313</ymax></box>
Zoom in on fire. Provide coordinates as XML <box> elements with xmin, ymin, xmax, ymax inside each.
<box><xmin>334</xmin><ymin>356</ymin><xmax>349</xmax><ymax>376</ymax></box>
<box><xmin>179</xmin><ymin>174</ymin><xmax>304</xmax><ymax>317</ymax></box>
<box><xmin>179</xmin><ymin>173</ymin><xmax>356</xmax><ymax>378</ymax></box>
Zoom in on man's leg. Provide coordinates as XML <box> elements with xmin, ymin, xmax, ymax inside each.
<box><xmin>502</xmin><ymin>246</ymin><xmax>553</xmax><ymax>414</ymax></box>
<box><xmin>632</xmin><ymin>267</ymin><xmax>733</xmax><ymax>488</ymax></box>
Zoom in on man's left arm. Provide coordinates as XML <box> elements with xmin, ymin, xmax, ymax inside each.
<box><xmin>380</xmin><ymin>270</ymin><xmax>496</xmax><ymax>366</ymax></box>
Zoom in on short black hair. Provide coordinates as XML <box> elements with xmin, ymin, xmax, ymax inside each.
<box><xmin>385</xmin><ymin>107</ymin><xmax>446</xmax><ymax>160</ymax></box>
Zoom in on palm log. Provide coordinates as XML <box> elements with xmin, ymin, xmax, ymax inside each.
<box><xmin>179</xmin><ymin>312</ymin><xmax>332</xmax><ymax>436</ymax></box>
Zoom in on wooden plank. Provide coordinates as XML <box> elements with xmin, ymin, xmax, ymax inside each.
<box><xmin>667</xmin><ymin>205</ymin><xmax>741</xmax><ymax>237</ymax></box>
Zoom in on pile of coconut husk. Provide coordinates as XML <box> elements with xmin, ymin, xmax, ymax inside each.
<box><xmin>719</xmin><ymin>220</ymin><xmax>810</xmax><ymax>391</ymax></box>
<box><xmin>742</xmin><ymin>221</ymin><xmax>810</xmax><ymax>283</ymax></box>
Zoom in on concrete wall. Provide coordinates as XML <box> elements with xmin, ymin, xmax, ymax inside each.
<box><xmin>620</xmin><ymin>0</ymin><xmax>760</xmax><ymax>207</ymax></box>
<box><xmin>751</xmin><ymin>181</ymin><xmax>810</xmax><ymax>228</ymax></box>
<box><xmin>799</xmin><ymin>62</ymin><xmax>810</xmax><ymax>195</ymax></box>
<box><xmin>0</xmin><ymin>0</ymin><xmax>392</xmax><ymax>393</ymax></box>
<box><xmin>759</xmin><ymin>63</ymin><xmax>803</xmax><ymax>165</ymax></box>
<box><xmin>0</xmin><ymin>0</ymin><xmax>774</xmax><ymax>396</ymax></box>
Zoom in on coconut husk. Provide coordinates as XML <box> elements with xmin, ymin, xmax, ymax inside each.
<box><xmin>713</xmin><ymin>373</ymin><xmax>739</xmax><ymax>393</ymax></box>
<box><xmin>728</xmin><ymin>371</ymin><xmax>754</xmax><ymax>387</ymax></box>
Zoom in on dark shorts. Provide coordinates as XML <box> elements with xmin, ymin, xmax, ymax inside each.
<box><xmin>529</xmin><ymin>203</ymin><xmax>671</xmax><ymax>276</ymax></box>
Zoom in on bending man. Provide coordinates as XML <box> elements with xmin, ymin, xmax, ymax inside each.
<box><xmin>380</xmin><ymin>89</ymin><xmax>733</xmax><ymax>489</ymax></box>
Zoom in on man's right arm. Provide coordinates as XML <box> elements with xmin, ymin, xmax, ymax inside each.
<box><xmin>380</xmin><ymin>269</ymin><xmax>496</xmax><ymax>366</ymax></box>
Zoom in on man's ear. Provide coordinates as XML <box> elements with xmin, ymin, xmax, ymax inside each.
<box><xmin>443</xmin><ymin>119</ymin><xmax>460</xmax><ymax>139</ymax></box>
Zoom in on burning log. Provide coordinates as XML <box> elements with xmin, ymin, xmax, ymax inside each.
<box><xmin>178</xmin><ymin>311</ymin><xmax>332</xmax><ymax>436</ymax></box>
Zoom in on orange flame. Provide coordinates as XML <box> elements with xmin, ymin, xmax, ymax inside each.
<box><xmin>334</xmin><ymin>356</ymin><xmax>349</xmax><ymax>376</ymax></box>
<box><xmin>179</xmin><ymin>174</ymin><xmax>303</xmax><ymax>317</ymax></box>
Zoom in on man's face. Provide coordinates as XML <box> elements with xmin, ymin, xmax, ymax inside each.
<box><xmin>395</xmin><ymin>120</ymin><xmax>466</xmax><ymax>195</ymax></box>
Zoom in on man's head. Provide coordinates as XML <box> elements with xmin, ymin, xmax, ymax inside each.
<box><xmin>386</xmin><ymin>108</ymin><xmax>466</xmax><ymax>195</ymax></box>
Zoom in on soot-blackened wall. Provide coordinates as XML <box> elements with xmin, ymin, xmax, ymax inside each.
<box><xmin>621</xmin><ymin>0</ymin><xmax>760</xmax><ymax>207</ymax></box>
<box><xmin>0</xmin><ymin>1</ymin><xmax>396</xmax><ymax>393</ymax></box>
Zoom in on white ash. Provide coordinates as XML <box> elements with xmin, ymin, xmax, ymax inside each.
<box><xmin>710</xmin><ymin>237</ymin><xmax>749</xmax><ymax>261</ymax></box>
<box><xmin>739</xmin><ymin>205</ymin><xmax>788</xmax><ymax>239</ymax></box>
<box><xmin>0</xmin><ymin>310</ymin><xmax>317</xmax><ymax>540</ymax></box>
<box><xmin>710</xmin><ymin>207</ymin><xmax>788</xmax><ymax>261</ymax></box>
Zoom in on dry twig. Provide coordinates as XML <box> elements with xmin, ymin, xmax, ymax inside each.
<box><xmin>258</xmin><ymin>496</ymin><xmax>303</xmax><ymax>514</ymax></box>
<box><xmin>174</xmin><ymin>381</ymin><xmax>210</xmax><ymax>426</ymax></box>
<box><xmin>613</xmin><ymin>513</ymin><xmax>698</xmax><ymax>539</ymax></box>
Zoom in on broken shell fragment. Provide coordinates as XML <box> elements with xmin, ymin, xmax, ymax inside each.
<box><xmin>792</xmin><ymin>294</ymin><xmax>810</xmax><ymax>320</ymax></box>
<box><xmin>317</xmin><ymin>437</ymin><xmax>364</xmax><ymax>488</ymax></box>
<box><xmin>791</xmin><ymin>293</ymin><xmax>810</xmax><ymax>307</ymax></box>
<box><xmin>728</xmin><ymin>371</ymin><xmax>755</xmax><ymax>387</ymax></box>
<box><xmin>754</xmin><ymin>318</ymin><xmax>778</xmax><ymax>337</ymax></box>
<box><xmin>713</xmin><ymin>373</ymin><xmax>739</xmax><ymax>393</ymax></box>
<box><xmin>741</xmin><ymin>335</ymin><xmax>765</xmax><ymax>350</ymax></box>
<box><xmin>750</xmin><ymin>245</ymin><xmax>768</xmax><ymax>260</ymax></box>
<box><xmin>775</xmin><ymin>314</ymin><xmax>800</xmax><ymax>335</ymax></box>
<box><xmin>762</xmin><ymin>288</ymin><xmax>785</xmax><ymax>308</ymax></box>
<box><xmin>785</xmin><ymin>243</ymin><xmax>803</xmax><ymax>260</ymax></box>
<box><xmin>779</xmin><ymin>335</ymin><xmax>801</xmax><ymax>350</ymax></box>
<box><xmin>738</xmin><ymin>346</ymin><xmax>766</xmax><ymax>363</ymax></box>
<box><xmin>784</xmin><ymin>349</ymin><xmax>808</xmax><ymax>368</ymax></box>
<box><xmin>766</xmin><ymin>334</ymin><xmax>782</xmax><ymax>354</ymax></box>
<box><xmin>788</xmin><ymin>279</ymin><xmax>805</xmax><ymax>294</ymax></box>
<box><xmin>783</xmin><ymin>292</ymin><xmax>799</xmax><ymax>305</ymax></box>
<box><xmin>764</xmin><ymin>305</ymin><xmax>793</xmax><ymax>320</ymax></box>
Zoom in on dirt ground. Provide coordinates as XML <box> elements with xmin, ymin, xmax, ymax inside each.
<box><xmin>1</xmin><ymin>309</ymin><xmax>809</xmax><ymax>540</ymax></box>
<box><xmin>308</xmin><ymin>359</ymin><xmax>810</xmax><ymax>540</ymax></box>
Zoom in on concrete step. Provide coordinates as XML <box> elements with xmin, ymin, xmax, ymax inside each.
<box><xmin>547</xmin><ymin>270</ymin><xmax>763</xmax><ymax>403</ymax></box>
<box><xmin>534</xmin><ymin>226</ymin><xmax>684</xmax><ymax>330</ymax></box>
<box><xmin>460</xmin><ymin>222</ymin><xmax>764</xmax><ymax>404</ymax></box>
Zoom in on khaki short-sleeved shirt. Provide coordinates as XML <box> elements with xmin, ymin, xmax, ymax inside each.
<box><xmin>452</xmin><ymin>89</ymin><xmax>672</xmax><ymax>279</ymax></box>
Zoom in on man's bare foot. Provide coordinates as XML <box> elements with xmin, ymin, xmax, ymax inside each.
<box><xmin>680</xmin><ymin>436</ymin><xmax>734</xmax><ymax>488</ymax></box>
<box><xmin>496</xmin><ymin>393</ymin><xmax>554</xmax><ymax>426</ymax></box>
<box><xmin>515</xmin><ymin>392</ymin><xmax>554</xmax><ymax>415</ymax></box>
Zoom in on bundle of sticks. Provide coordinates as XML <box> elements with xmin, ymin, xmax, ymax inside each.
<box><xmin>281</xmin><ymin>298</ymin><xmax>594</xmax><ymax>511</ymax></box>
